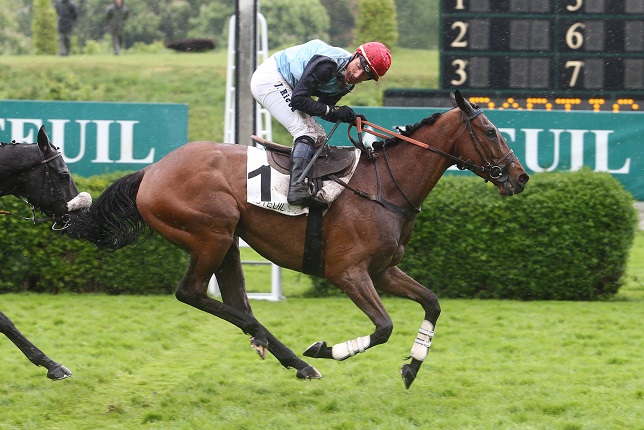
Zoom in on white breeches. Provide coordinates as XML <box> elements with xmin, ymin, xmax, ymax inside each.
<box><xmin>250</xmin><ymin>55</ymin><xmax>326</xmax><ymax>145</ymax></box>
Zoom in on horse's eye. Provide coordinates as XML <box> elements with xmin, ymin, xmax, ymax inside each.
<box><xmin>485</xmin><ymin>129</ymin><xmax>497</xmax><ymax>138</ymax></box>
<box><xmin>60</xmin><ymin>171</ymin><xmax>71</xmax><ymax>180</ymax></box>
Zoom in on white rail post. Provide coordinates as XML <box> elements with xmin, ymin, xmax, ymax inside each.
<box><xmin>211</xmin><ymin>9</ymin><xmax>282</xmax><ymax>301</ymax></box>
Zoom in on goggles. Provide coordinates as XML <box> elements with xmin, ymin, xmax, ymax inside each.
<box><xmin>359</xmin><ymin>55</ymin><xmax>377</xmax><ymax>80</ymax></box>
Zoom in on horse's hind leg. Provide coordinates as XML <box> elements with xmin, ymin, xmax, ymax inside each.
<box><xmin>373</xmin><ymin>266</ymin><xmax>441</xmax><ymax>389</ymax></box>
<box><xmin>215</xmin><ymin>239</ymin><xmax>321</xmax><ymax>379</ymax></box>
<box><xmin>0</xmin><ymin>311</ymin><xmax>72</xmax><ymax>380</ymax></box>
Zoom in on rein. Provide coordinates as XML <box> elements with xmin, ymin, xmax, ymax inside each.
<box><xmin>335</xmin><ymin>112</ymin><xmax>516</xmax><ymax>219</ymax></box>
<box><xmin>350</xmin><ymin>114</ymin><xmax>514</xmax><ymax>180</ymax></box>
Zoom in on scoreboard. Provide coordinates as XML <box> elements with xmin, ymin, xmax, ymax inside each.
<box><xmin>438</xmin><ymin>0</ymin><xmax>644</xmax><ymax>111</ymax></box>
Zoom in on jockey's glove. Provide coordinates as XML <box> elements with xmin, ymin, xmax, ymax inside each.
<box><xmin>325</xmin><ymin>105</ymin><xmax>367</xmax><ymax>124</ymax></box>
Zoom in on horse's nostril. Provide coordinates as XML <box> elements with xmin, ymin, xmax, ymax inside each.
<box><xmin>519</xmin><ymin>174</ymin><xmax>530</xmax><ymax>184</ymax></box>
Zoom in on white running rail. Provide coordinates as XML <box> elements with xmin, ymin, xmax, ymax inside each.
<box><xmin>213</xmin><ymin>13</ymin><xmax>283</xmax><ymax>301</ymax></box>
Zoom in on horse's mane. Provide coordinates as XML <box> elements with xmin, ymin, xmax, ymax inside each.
<box><xmin>372</xmin><ymin>112</ymin><xmax>443</xmax><ymax>150</ymax></box>
<box><xmin>0</xmin><ymin>141</ymin><xmax>21</xmax><ymax>147</ymax></box>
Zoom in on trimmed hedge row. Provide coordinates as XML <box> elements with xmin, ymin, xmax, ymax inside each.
<box><xmin>312</xmin><ymin>169</ymin><xmax>638</xmax><ymax>300</ymax></box>
<box><xmin>1</xmin><ymin>170</ymin><xmax>638</xmax><ymax>299</ymax></box>
<box><xmin>0</xmin><ymin>172</ymin><xmax>189</xmax><ymax>294</ymax></box>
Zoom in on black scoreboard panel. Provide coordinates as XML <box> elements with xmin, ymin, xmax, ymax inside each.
<box><xmin>440</xmin><ymin>0</ymin><xmax>644</xmax><ymax>109</ymax></box>
<box><xmin>442</xmin><ymin>54</ymin><xmax>643</xmax><ymax>91</ymax></box>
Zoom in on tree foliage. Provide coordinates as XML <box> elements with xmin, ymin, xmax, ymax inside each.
<box><xmin>187</xmin><ymin>1</ymin><xmax>234</xmax><ymax>49</ymax></box>
<box><xmin>0</xmin><ymin>0</ymin><xmax>439</xmax><ymax>55</ymax></box>
<box><xmin>354</xmin><ymin>0</ymin><xmax>398</xmax><ymax>48</ymax></box>
<box><xmin>395</xmin><ymin>0</ymin><xmax>439</xmax><ymax>49</ymax></box>
<box><xmin>0</xmin><ymin>0</ymin><xmax>32</xmax><ymax>54</ymax></box>
<box><xmin>32</xmin><ymin>0</ymin><xmax>57</xmax><ymax>55</ymax></box>
<box><xmin>260</xmin><ymin>0</ymin><xmax>330</xmax><ymax>49</ymax></box>
<box><xmin>320</xmin><ymin>0</ymin><xmax>356</xmax><ymax>48</ymax></box>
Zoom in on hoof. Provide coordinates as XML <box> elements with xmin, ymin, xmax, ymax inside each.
<box><xmin>303</xmin><ymin>341</ymin><xmax>333</xmax><ymax>359</ymax></box>
<box><xmin>400</xmin><ymin>364</ymin><xmax>416</xmax><ymax>389</ymax></box>
<box><xmin>47</xmin><ymin>364</ymin><xmax>72</xmax><ymax>381</ymax></box>
<box><xmin>250</xmin><ymin>337</ymin><xmax>268</xmax><ymax>359</ymax></box>
<box><xmin>296</xmin><ymin>364</ymin><xmax>322</xmax><ymax>380</ymax></box>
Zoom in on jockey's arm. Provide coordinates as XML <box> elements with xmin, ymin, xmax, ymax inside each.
<box><xmin>291</xmin><ymin>55</ymin><xmax>342</xmax><ymax>117</ymax></box>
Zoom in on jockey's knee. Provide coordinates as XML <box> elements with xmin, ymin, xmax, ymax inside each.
<box><xmin>292</xmin><ymin>136</ymin><xmax>315</xmax><ymax>160</ymax></box>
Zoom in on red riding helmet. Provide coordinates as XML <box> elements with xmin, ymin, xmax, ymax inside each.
<box><xmin>356</xmin><ymin>42</ymin><xmax>392</xmax><ymax>81</ymax></box>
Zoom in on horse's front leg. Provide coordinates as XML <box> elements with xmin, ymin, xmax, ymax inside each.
<box><xmin>0</xmin><ymin>311</ymin><xmax>72</xmax><ymax>380</ymax></box>
<box><xmin>373</xmin><ymin>266</ymin><xmax>441</xmax><ymax>389</ymax></box>
<box><xmin>304</xmin><ymin>268</ymin><xmax>394</xmax><ymax>361</ymax></box>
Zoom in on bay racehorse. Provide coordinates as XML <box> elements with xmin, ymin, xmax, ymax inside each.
<box><xmin>66</xmin><ymin>91</ymin><xmax>529</xmax><ymax>388</ymax></box>
<box><xmin>1</xmin><ymin>125</ymin><xmax>92</xmax><ymax>380</ymax></box>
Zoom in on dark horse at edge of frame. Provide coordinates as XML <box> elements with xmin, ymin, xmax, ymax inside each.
<box><xmin>0</xmin><ymin>126</ymin><xmax>92</xmax><ymax>380</ymax></box>
<box><xmin>65</xmin><ymin>91</ymin><xmax>529</xmax><ymax>388</ymax></box>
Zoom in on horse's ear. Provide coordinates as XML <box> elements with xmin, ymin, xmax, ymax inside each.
<box><xmin>451</xmin><ymin>90</ymin><xmax>475</xmax><ymax>115</ymax></box>
<box><xmin>37</xmin><ymin>125</ymin><xmax>51</xmax><ymax>153</ymax></box>
<box><xmin>450</xmin><ymin>91</ymin><xmax>458</xmax><ymax>108</ymax></box>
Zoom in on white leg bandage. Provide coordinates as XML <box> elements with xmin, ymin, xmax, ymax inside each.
<box><xmin>410</xmin><ymin>320</ymin><xmax>434</xmax><ymax>361</ymax></box>
<box><xmin>331</xmin><ymin>335</ymin><xmax>371</xmax><ymax>361</ymax></box>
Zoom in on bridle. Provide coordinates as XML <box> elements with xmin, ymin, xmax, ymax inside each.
<box><xmin>456</xmin><ymin>109</ymin><xmax>516</xmax><ymax>183</ymax></box>
<box><xmin>1</xmin><ymin>144</ymin><xmax>72</xmax><ymax>230</ymax></box>
<box><xmin>334</xmin><ymin>110</ymin><xmax>516</xmax><ymax>219</ymax></box>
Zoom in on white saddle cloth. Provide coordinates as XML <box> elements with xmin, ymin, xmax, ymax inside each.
<box><xmin>246</xmin><ymin>146</ymin><xmax>360</xmax><ymax>216</ymax></box>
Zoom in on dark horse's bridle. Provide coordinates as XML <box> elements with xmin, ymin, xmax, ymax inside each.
<box><xmin>454</xmin><ymin>109</ymin><xmax>516</xmax><ymax>183</ymax></box>
<box><xmin>1</xmin><ymin>143</ymin><xmax>71</xmax><ymax>229</ymax></box>
<box><xmin>333</xmin><ymin>110</ymin><xmax>516</xmax><ymax>219</ymax></box>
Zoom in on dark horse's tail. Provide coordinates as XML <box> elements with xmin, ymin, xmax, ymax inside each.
<box><xmin>66</xmin><ymin>171</ymin><xmax>153</xmax><ymax>251</ymax></box>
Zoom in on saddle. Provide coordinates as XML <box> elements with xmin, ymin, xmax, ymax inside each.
<box><xmin>250</xmin><ymin>136</ymin><xmax>358</xmax><ymax>277</ymax></box>
<box><xmin>250</xmin><ymin>135</ymin><xmax>356</xmax><ymax>179</ymax></box>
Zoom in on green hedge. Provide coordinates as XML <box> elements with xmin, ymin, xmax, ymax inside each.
<box><xmin>312</xmin><ymin>169</ymin><xmax>638</xmax><ymax>300</ymax></box>
<box><xmin>1</xmin><ymin>170</ymin><xmax>638</xmax><ymax>299</ymax></box>
<box><xmin>0</xmin><ymin>173</ymin><xmax>189</xmax><ymax>294</ymax></box>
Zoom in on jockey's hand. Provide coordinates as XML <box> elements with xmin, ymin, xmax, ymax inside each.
<box><xmin>356</xmin><ymin>113</ymin><xmax>368</xmax><ymax>123</ymax></box>
<box><xmin>327</xmin><ymin>105</ymin><xmax>358</xmax><ymax>124</ymax></box>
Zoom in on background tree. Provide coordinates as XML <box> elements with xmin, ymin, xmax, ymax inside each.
<box><xmin>320</xmin><ymin>0</ymin><xmax>356</xmax><ymax>48</ymax></box>
<box><xmin>0</xmin><ymin>0</ymin><xmax>444</xmax><ymax>55</ymax></box>
<box><xmin>0</xmin><ymin>0</ymin><xmax>32</xmax><ymax>54</ymax></box>
<box><xmin>32</xmin><ymin>0</ymin><xmax>57</xmax><ymax>55</ymax></box>
<box><xmin>260</xmin><ymin>0</ymin><xmax>330</xmax><ymax>49</ymax></box>
<box><xmin>187</xmin><ymin>1</ymin><xmax>234</xmax><ymax>49</ymax></box>
<box><xmin>158</xmin><ymin>0</ymin><xmax>193</xmax><ymax>42</ymax></box>
<box><xmin>395</xmin><ymin>0</ymin><xmax>439</xmax><ymax>49</ymax></box>
<box><xmin>354</xmin><ymin>0</ymin><xmax>398</xmax><ymax>48</ymax></box>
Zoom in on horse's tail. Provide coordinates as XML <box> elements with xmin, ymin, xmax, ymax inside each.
<box><xmin>66</xmin><ymin>170</ymin><xmax>153</xmax><ymax>251</ymax></box>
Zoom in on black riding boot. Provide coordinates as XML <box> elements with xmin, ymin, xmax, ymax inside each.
<box><xmin>288</xmin><ymin>136</ymin><xmax>315</xmax><ymax>205</ymax></box>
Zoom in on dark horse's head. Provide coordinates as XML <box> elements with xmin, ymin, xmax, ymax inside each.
<box><xmin>450</xmin><ymin>91</ymin><xmax>529</xmax><ymax>196</ymax></box>
<box><xmin>0</xmin><ymin>126</ymin><xmax>92</xmax><ymax>220</ymax></box>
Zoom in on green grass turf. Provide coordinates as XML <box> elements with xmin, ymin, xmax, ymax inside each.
<box><xmin>1</xmin><ymin>232</ymin><xmax>642</xmax><ymax>429</ymax></box>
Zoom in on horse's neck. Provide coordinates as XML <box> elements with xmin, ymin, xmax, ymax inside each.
<box><xmin>377</xmin><ymin>126</ymin><xmax>456</xmax><ymax>206</ymax></box>
<box><xmin>0</xmin><ymin>145</ymin><xmax>36</xmax><ymax>195</ymax></box>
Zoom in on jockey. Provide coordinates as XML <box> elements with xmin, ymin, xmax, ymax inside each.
<box><xmin>250</xmin><ymin>39</ymin><xmax>392</xmax><ymax>206</ymax></box>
